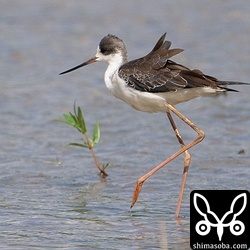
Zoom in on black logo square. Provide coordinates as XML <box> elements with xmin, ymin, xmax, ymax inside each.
<box><xmin>190</xmin><ymin>190</ymin><xmax>249</xmax><ymax>250</ymax></box>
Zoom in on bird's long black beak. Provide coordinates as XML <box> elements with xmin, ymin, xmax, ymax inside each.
<box><xmin>59</xmin><ymin>57</ymin><xmax>98</xmax><ymax>75</ymax></box>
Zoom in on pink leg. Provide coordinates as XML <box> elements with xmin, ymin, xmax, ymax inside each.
<box><xmin>166</xmin><ymin>110</ymin><xmax>191</xmax><ymax>218</ymax></box>
<box><xmin>131</xmin><ymin>104</ymin><xmax>205</xmax><ymax>218</ymax></box>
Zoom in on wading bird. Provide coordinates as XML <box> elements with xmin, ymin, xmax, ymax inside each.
<box><xmin>60</xmin><ymin>33</ymin><xmax>248</xmax><ymax>217</ymax></box>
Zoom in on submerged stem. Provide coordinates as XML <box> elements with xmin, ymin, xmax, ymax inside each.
<box><xmin>85</xmin><ymin>133</ymin><xmax>108</xmax><ymax>177</ymax></box>
<box><xmin>90</xmin><ymin>147</ymin><xmax>108</xmax><ymax>177</ymax></box>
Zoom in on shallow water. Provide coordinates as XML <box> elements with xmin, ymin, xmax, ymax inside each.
<box><xmin>0</xmin><ymin>1</ymin><xmax>250</xmax><ymax>249</ymax></box>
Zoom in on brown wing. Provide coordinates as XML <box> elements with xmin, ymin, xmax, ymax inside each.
<box><xmin>118</xmin><ymin>49</ymin><xmax>188</xmax><ymax>92</ymax></box>
<box><xmin>118</xmin><ymin>33</ymin><xmax>221</xmax><ymax>93</ymax></box>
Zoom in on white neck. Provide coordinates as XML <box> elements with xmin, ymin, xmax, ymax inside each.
<box><xmin>104</xmin><ymin>52</ymin><xmax>127</xmax><ymax>91</ymax></box>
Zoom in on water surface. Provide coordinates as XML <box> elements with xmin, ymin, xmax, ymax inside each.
<box><xmin>0</xmin><ymin>1</ymin><xmax>249</xmax><ymax>249</ymax></box>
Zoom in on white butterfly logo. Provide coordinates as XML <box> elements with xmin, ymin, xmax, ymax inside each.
<box><xmin>193</xmin><ymin>192</ymin><xmax>247</xmax><ymax>241</ymax></box>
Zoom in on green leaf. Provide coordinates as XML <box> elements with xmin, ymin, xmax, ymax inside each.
<box><xmin>71</xmin><ymin>102</ymin><xmax>83</xmax><ymax>132</ymax></box>
<box><xmin>65</xmin><ymin>112</ymin><xmax>83</xmax><ymax>132</ymax></box>
<box><xmin>63</xmin><ymin>114</ymin><xmax>77</xmax><ymax>126</ymax></box>
<box><xmin>68</xmin><ymin>142</ymin><xmax>88</xmax><ymax>148</ymax></box>
<box><xmin>77</xmin><ymin>107</ymin><xmax>87</xmax><ymax>134</ymax></box>
<box><xmin>92</xmin><ymin>122</ymin><xmax>100</xmax><ymax>146</ymax></box>
<box><xmin>68</xmin><ymin>113</ymin><xmax>82</xmax><ymax>132</ymax></box>
<box><xmin>57</xmin><ymin>114</ymin><xmax>76</xmax><ymax>126</ymax></box>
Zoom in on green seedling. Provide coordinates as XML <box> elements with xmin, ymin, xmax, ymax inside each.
<box><xmin>58</xmin><ymin>103</ymin><xmax>108</xmax><ymax>177</ymax></box>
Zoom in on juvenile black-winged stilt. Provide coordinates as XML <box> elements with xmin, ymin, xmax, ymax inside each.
<box><xmin>60</xmin><ymin>33</ymin><xmax>248</xmax><ymax>218</ymax></box>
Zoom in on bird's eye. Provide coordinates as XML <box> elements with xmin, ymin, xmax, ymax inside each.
<box><xmin>100</xmin><ymin>48</ymin><xmax>109</xmax><ymax>54</ymax></box>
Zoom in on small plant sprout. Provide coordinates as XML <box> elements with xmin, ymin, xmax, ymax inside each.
<box><xmin>59</xmin><ymin>103</ymin><xmax>108</xmax><ymax>177</ymax></box>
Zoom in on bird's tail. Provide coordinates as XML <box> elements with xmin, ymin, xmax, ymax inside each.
<box><xmin>218</xmin><ymin>81</ymin><xmax>249</xmax><ymax>92</ymax></box>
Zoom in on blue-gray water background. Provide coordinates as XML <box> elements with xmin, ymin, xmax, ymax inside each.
<box><xmin>0</xmin><ymin>1</ymin><xmax>249</xmax><ymax>249</ymax></box>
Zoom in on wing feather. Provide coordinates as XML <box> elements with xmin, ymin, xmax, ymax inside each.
<box><xmin>118</xmin><ymin>33</ymin><xmax>231</xmax><ymax>93</ymax></box>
